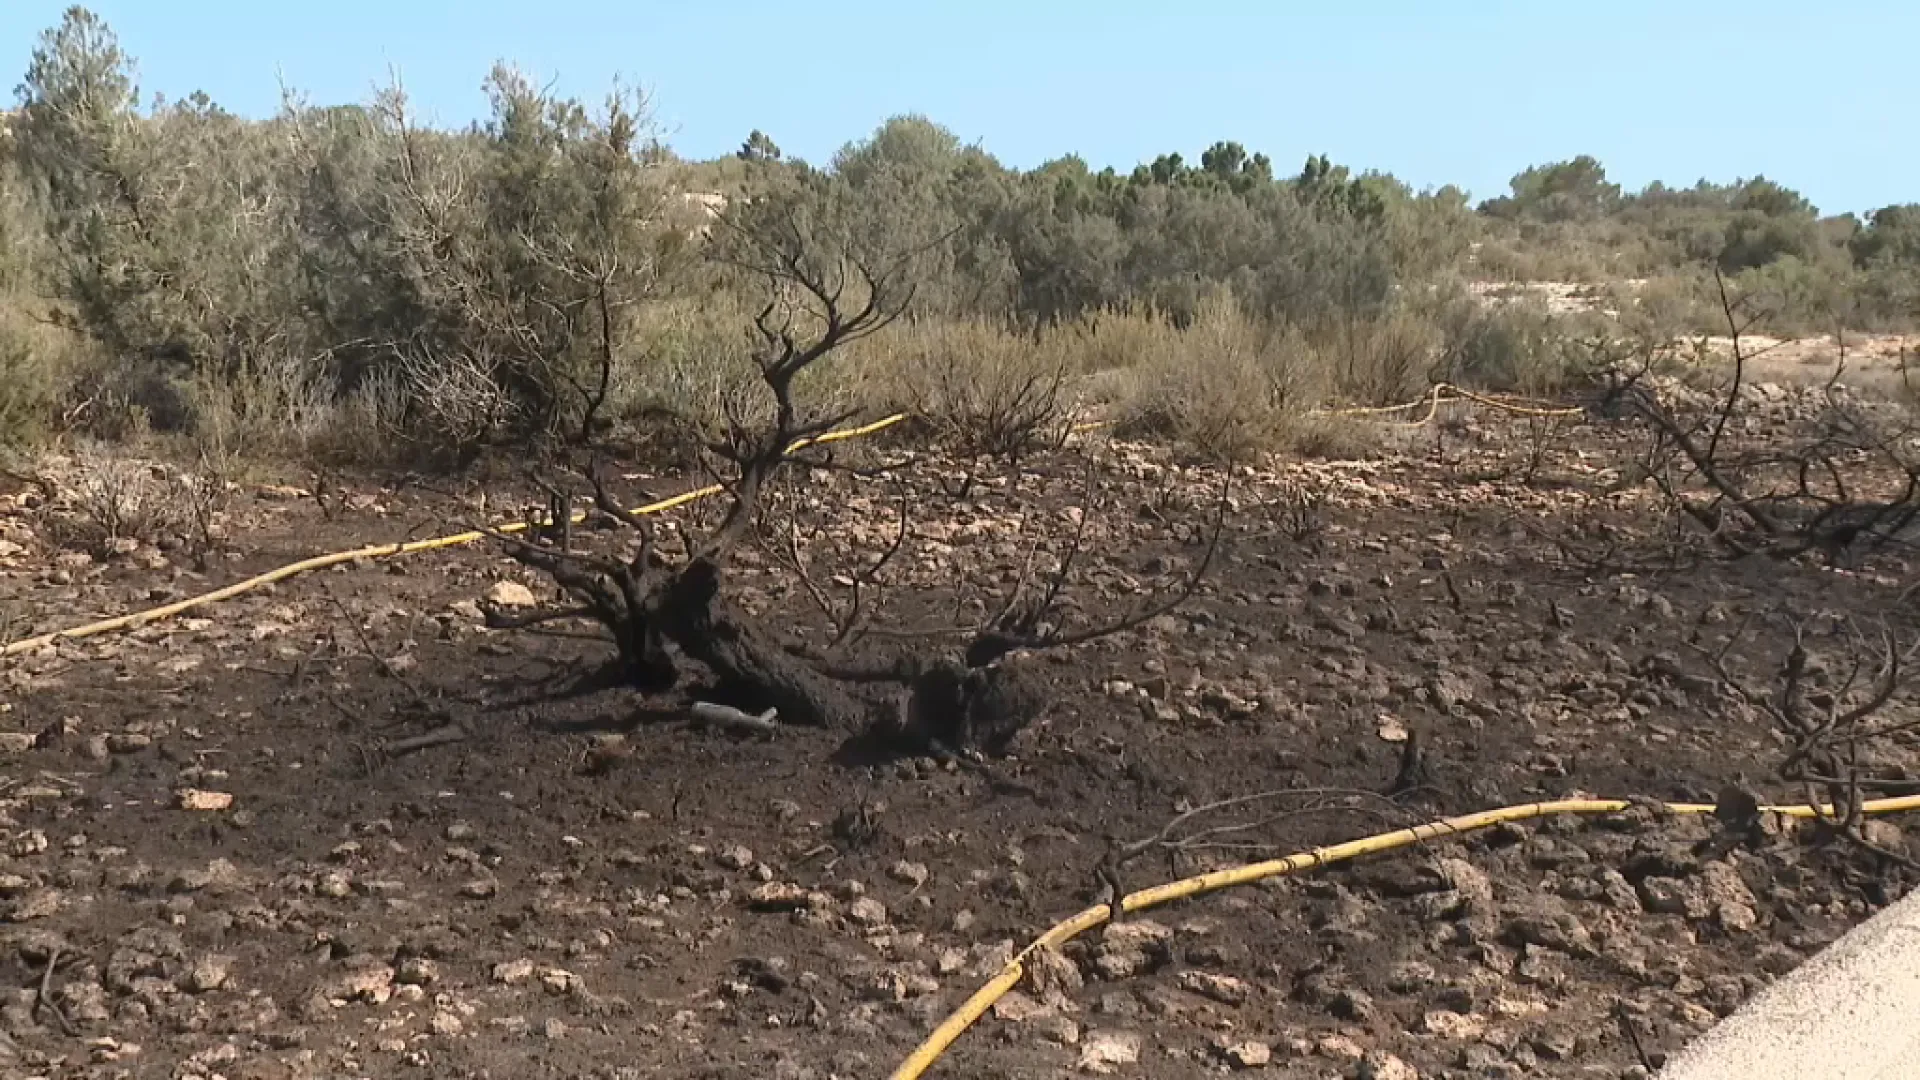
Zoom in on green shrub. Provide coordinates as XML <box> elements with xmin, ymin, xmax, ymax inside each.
<box><xmin>0</xmin><ymin>305</ymin><xmax>77</xmax><ymax>452</ymax></box>
<box><xmin>1115</xmin><ymin>290</ymin><xmax>1309</xmax><ymax>462</ymax></box>
<box><xmin>865</xmin><ymin>318</ymin><xmax>1072</xmax><ymax>459</ymax></box>
<box><xmin>1434</xmin><ymin>299</ymin><xmax>1583</xmax><ymax>395</ymax></box>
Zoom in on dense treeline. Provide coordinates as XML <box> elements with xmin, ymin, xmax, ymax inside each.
<box><xmin>1</xmin><ymin>7</ymin><xmax>1916</xmax><ymax>467</ymax></box>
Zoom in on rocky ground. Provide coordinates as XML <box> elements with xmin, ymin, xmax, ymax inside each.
<box><xmin>1</xmin><ymin>396</ymin><xmax>1918</xmax><ymax>1080</ymax></box>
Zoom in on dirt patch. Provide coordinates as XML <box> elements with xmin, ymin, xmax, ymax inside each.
<box><xmin>1</xmin><ymin>410</ymin><xmax>1917</xmax><ymax>1079</ymax></box>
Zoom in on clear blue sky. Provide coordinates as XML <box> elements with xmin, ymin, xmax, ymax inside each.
<box><xmin>5</xmin><ymin>1</ymin><xmax>1913</xmax><ymax>215</ymax></box>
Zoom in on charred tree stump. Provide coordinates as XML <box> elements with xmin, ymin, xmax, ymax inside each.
<box><xmin>899</xmin><ymin>658</ymin><xmax>1049</xmax><ymax>757</ymax></box>
<box><xmin>657</xmin><ymin>558</ymin><xmax>870</xmax><ymax>728</ymax></box>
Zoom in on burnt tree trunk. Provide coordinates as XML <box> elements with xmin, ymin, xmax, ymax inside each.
<box><xmin>612</xmin><ymin>616</ymin><xmax>678</xmax><ymax>692</ymax></box>
<box><xmin>654</xmin><ymin>557</ymin><xmax>871</xmax><ymax>728</ymax></box>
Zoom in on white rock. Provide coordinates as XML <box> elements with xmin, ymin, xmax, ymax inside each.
<box><xmin>1179</xmin><ymin>970</ymin><xmax>1252</xmax><ymax>1005</ymax></box>
<box><xmin>1421</xmin><ymin>1009</ymin><xmax>1486</xmax><ymax>1039</ymax></box>
<box><xmin>1220</xmin><ymin>1039</ymin><xmax>1271</xmax><ymax>1068</ymax></box>
<box><xmin>848</xmin><ymin>896</ymin><xmax>889</xmax><ymax>928</ymax></box>
<box><xmin>179</xmin><ymin>953</ymin><xmax>232</xmax><ymax>993</ymax></box>
<box><xmin>1077</xmin><ymin>1029</ymin><xmax>1142</xmax><ymax>1073</ymax></box>
<box><xmin>485</xmin><ymin>581</ymin><xmax>537</xmax><ymax>608</ymax></box>
<box><xmin>175</xmin><ymin>789</ymin><xmax>233</xmax><ymax>812</ymax></box>
<box><xmin>491</xmin><ymin>958</ymin><xmax>535</xmax><ymax>985</ymax></box>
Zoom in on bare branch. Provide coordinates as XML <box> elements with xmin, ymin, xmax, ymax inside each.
<box><xmin>967</xmin><ymin>469</ymin><xmax>1231</xmax><ymax>668</ymax></box>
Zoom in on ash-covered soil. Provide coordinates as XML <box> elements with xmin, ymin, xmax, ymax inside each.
<box><xmin>2</xmin><ymin>406</ymin><xmax>1917</xmax><ymax>1080</ymax></box>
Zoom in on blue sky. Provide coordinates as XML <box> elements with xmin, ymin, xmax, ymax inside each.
<box><xmin>5</xmin><ymin>1</ymin><xmax>1913</xmax><ymax>215</ymax></box>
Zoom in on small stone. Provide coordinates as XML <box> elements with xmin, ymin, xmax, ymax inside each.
<box><xmin>1639</xmin><ymin>876</ymin><xmax>1709</xmax><ymax>918</ymax></box>
<box><xmin>1102</xmin><ymin>920</ymin><xmax>1174</xmax><ymax>949</ymax></box>
<box><xmin>1501</xmin><ymin>897</ymin><xmax>1594</xmax><ymax>955</ymax></box>
<box><xmin>1331</xmin><ymin>987</ymin><xmax>1376</xmax><ymax>1022</ymax></box>
<box><xmin>1028</xmin><ymin>944</ymin><xmax>1085</xmax><ymax>1009</ymax></box>
<box><xmin>539</xmin><ymin>967</ymin><xmax>578</xmax><ymax>995</ymax></box>
<box><xmin>172</xmin><ymin>858</ymin><xmax>245</xmax><ymax>894</ymax></box>
<box><xmin>848</xmin><ymin>897</ymin><xmax>889</xmax><ymax>928</ymax></box>
<box><xmin>1219</xmin><ymin>1040</ymin><xmax>1271</xmax><ymax>1069</ymax></box>
<box><xmin>5</xmin><ymin>889</ymin><xmax>62</xmax><ymax>922</ymax></box>
<box><xmin>1704</xmin><ymin>857</ymin><xmax>1758</xmax><ymax>907</ymax></box>
<box><xmin>1178</xmin><ymin>970</ymin><xmax>1251</xmax><ymax>1005</ymax></box>
<box><xmin>1427</xmin><ymin>672</ymin><xmax>1473</xmax><ymax>712</ymax></box>
<box><xmin>889</xmin><ymin>861</ymin><xmax>930</xmax><ymax>887</ymax></box>
<box><xmin>176</xmin><ymin>789</ymin><xmax>233</xmax><ymax>812</ymax></box>
<box><xmin>1493</xmin><ymin>992</ymin><xmax>1550</xmax><ymax>1018</ymax></box>
<box><xmin>1864</xmin><ymin>819</ymin><xmax>1905</xmax><ymax>849</ymax></box>
<box><xmin>748</xmin><ymin>882</ymin><xmax>809</xmax><ymax>911</ymax></box>
<box><xmin>485</xmin><ymin>581</ymin><xmax>537</xmax><ymax>608</ymax></box>
<box><xmin>716</xmin><ymin>845</ymin><xmax>755</xmax><ymax>871</ymax></box>
<box><xmin>396</xmin><ymin>958</ymin><xmax>441</xmax><ymax>986</ymax></box>
<box><xmin>1718</xmin><ymin>900</ymin><xmax>1759</xmax><ymax>932</ymax></box>
<box><xmin>460</xmin><ymin>878</ymin><xmax>498</xmax><ymax>899</ymax></box>
<box><xmin>1377</xmin><ymin>716</ymin><xmax>1410</xmax><ymax>743</ymax></box>
<box><xmin>9</xmin><ymin>830</ymin><xmax>49</xmax><ymax>856</ymax></box>
<box><xmin>1515</xmin><ymin>949</ymin><xmax>1568</xmax><ymax>989</ymax></box>
<box><xmin>326</xmin><ymin>962</ymin><xmax>395</xmax><ymax>1003</ymax></box>
<box><xmin>1077</xmin><ymin>1029</ymin><xmax>1142</xmax><ymax>1073</ymax></box>
<box><xmin>543</xmin><ymin>1016</ymin><xmax>568</xmax><ymax>1039</ymax></box>
<box><xmin>1035</xmin><ymin>1014</ymin><xmax>1083</xmax><ymax>1046</ymax></box>
<box><xmin>430</xmin><ymin>1011</ymin><xmax>463</xmax><ymax>1036</ymax></box>
<box><xmin>1422</xmin><ymin>1009</ymin><xmax>1486</xmax><ymax>1039</ymax></box>
<box><xmin>1092</xmin><ymin>919</ymin><xmax>1172</xmax><ymax>980</ymax></box>
<box><xmin>0</xmin><ymin>732</ymin><xmax>34</xmax><ymax>754</ymax></box>
<box><xmin>179</xmin><ymin>953</ymin><xmax>232</xmax><ymax>993</ymax></box>
<box><xmin>1531</xmin><ymin>1027</ymin><xmax>1579</xmax><ymax>1060</ymax></box>
<box><xmin>1596</xmin><ymin>868</ymin><xmax>1642</xmax><ymax>911</ymax></box>
<box><xmin>444</xmin><ymin>821</ymin><xmax>477</xmax><ymax>842</ymax></box>
<box><xmin>492</xmin><ymin>958</ymin><xmax>535</xmax><ymax>985</ymax></box>
<box><xmin>855</xmin><ymin>966</ymin><xmax>935</xmax><ymax>1002</ymax></box>
<box><xmin>1386</xmin><ymin>961</ymin><xmax>1438</xmax><ymax>994</ymax></box>
<box><xmin>63</xmin><ymin>981</ymin><xmax>111</xmax><ymax>1023</ymax></box>
<box><xmin>1316</xmin><ymin>1033</ymin><xmax>1366</xmax><ymax>1060</ymax></box>
<box><xmin>1437</xmin><ymin>858</ymin><xmax>1495</xmax><ymax>915</ymax></box>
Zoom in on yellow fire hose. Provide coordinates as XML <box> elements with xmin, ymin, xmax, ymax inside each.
<box><xmin>1316</xmin><ymin>382</ymin><xmax>1585</xmax><ymax>425</ymax></box>
<box><xmin>1</xmin><ymin>413</ymin><xmax>908</xmax><ymax>658</ymax></box>
<box><xmin>888</xmin><ymin>792</ymin><xmax>1920</xmax><ymax>1080</ymax></box>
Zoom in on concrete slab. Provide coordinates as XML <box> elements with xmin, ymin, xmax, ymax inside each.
<box><xmin>1659</xmin><ymin>885</ymin><xmax>1920</xmax><ymax>1079</ymax></box>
